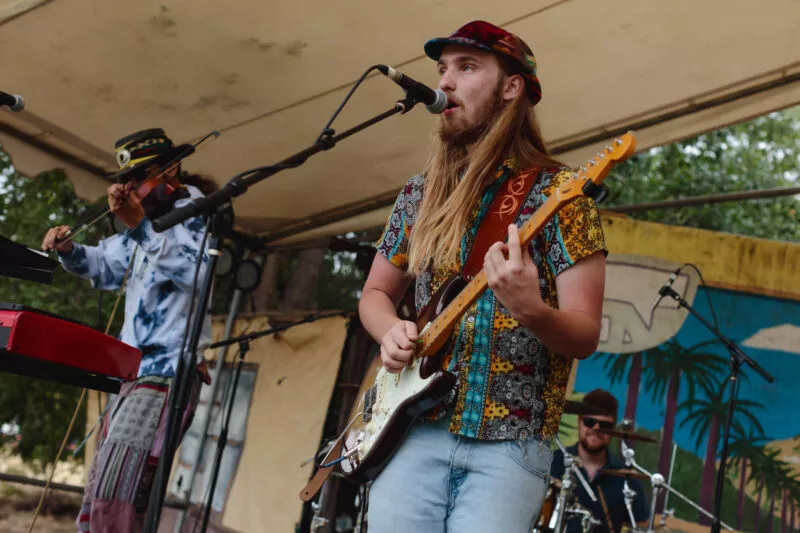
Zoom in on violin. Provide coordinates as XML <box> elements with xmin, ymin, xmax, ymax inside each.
<box><xmin>51</xmin><ymin>130</ymin><xmax>218</xmax><ymax>248</ymax></box>
<box><xmin>116</xmin><ymin>169</ymin><xmax>190</xmax><ymax>220</ymax></box>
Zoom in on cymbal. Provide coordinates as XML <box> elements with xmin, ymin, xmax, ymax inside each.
<box><xmin>601</xmin><ymin>468</ymin><xmax>650</xmax><ymax>481</ymax></box>
<box><xmin>564</xmin><ymin>400</ymin><xmax>610</xmax><ymax>416</ymax></box>
<box><xmin>596</xmin><ymin>428</ymin><xmax>658</xmax><ymax>443</ymax></box>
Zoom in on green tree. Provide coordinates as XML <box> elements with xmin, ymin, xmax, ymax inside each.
<box><xmin>0</xmin><ymin>146</ymin><xmax>119</xmax><ymax>465</ymax></box>
<box><xmin>606</xmin><ymin>106</ymin><xmax>800</xmax><ymax>241</ymax></box>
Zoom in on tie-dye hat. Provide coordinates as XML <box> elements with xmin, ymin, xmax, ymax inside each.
<box><xmin>424</xmin><ymin>20</ymin><xmax>542</xmax><ymax>106</ymax></box>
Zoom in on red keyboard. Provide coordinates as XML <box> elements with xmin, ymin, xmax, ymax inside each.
<box><xmin>0</xmin><ymin>303</ymin><xmax>142</xmax><ymax>393</ymax></box>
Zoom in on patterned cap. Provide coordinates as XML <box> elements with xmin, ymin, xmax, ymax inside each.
<box><xmin>424</xmin><ymin>20</ymin><xmax>542</xmax><ymax>106</ymax></box>
<box><xmin>112</xmin><ymin>128</ymin><xmax>192</xmax><ymax>182</ymax></box>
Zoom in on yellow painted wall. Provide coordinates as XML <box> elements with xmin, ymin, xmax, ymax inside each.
<box><xmin>601</xmin><ymin>213</ymin><xmax>800</xmax><ymax>301</ymax></box>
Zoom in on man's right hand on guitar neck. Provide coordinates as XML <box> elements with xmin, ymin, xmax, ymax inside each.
<box><xmin>380</xmin><ymin>320</ymin><xmax>418</xmax><ymax>373</ymax></box>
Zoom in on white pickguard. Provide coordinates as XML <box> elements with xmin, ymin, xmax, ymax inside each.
<box><xmin>344</xmin><ymin>358</ymin><xmax>436</xmax><ymax>464</ymax></box>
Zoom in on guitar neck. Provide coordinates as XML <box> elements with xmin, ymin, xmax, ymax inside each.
<box><xmin>415</xmin><ymin>132</ymin><xmax>636</xmax><ymax>359</ymax></box>
<box><xmin>417</xmin><ymin>182</ymin><xmax>576</xmax><ymax>357</ymax></box>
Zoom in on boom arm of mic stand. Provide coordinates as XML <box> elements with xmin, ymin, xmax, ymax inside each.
<box><xmin>152</xmin><ymin>98</ymin><xmax>417</xmax><ymax>233</ymax></box>
<box><xmin>660</xmin><ymin>286</ymin><xmax>774</xmax><ymax>383</ymax></box>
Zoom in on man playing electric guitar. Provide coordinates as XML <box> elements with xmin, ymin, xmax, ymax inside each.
<box><xmin>358</xmin><ymin>20</ymin><xmax>608</xmax><ymax>533</ymax></box>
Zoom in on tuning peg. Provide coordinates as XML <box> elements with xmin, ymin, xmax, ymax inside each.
<box><xmin>597</xmin><ymin>152</ymin><xmax>606</xmax><ymax>159</ymax></box>
<box><xmin>615</xmin><ymin>138</ymin><xmax>623</xmax><ymax>145</ymax></box>
<box><xmin>587</xmin><ymin>160</ymin><xmax>595</xmax><ymax>167</ymax></box>
<box><xmin>580</xmin><ymin>166</ymin><xmax>587</xmax><ymax>174</ymax></box>
<box><xmin>605</xmin><ymin>145</ymin><xmax>613</xmax><ymax>153</ymax></box>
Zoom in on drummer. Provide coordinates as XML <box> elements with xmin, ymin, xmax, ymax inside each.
<box><xmin>551</xmin><ymin>389</ymin><xmax>650</xmax><ymax>533</ymax></box>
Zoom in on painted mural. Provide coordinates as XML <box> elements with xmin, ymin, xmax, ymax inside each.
<box><xmin>568</xmin><ymin>244</ymin><xmax>800</xmax><ymax>532</ymax></box>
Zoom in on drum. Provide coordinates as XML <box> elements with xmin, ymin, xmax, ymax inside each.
<box><xmin>532</xmin><ymin>478</ymin><xmax>561</xmax><ymax>533</ymax></box>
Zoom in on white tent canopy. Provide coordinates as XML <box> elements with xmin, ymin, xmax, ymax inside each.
<box><xmin>2</xmin><ymin>0</ymin><xmax>799</xmax><ymax>243</ymax></box>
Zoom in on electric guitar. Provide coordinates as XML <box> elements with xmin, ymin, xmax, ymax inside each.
<box><xmin>339</xmin><ymin>133</ymin><xmax>637</xmax><ymax>482</ymax></box>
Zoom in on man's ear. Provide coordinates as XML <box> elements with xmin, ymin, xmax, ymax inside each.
<box><xmin>502</xmin><ymin>74</ymin><xmax>525</xmax><ymax>103</ymax></box>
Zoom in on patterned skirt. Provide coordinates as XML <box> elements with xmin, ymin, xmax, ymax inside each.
<box><xmin>77</xmin><ymin>374</ymin><xmax>199</xmax><ymax>533</ymax></box>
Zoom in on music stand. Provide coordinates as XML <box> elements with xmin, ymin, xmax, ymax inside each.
<box><xmin>0</xmin><ymin>234</ymin><xmax>59</xmax><ymax>284</ymax></box>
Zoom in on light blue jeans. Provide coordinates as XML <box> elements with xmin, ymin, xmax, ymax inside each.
<box><xmin>367</xmin><ymin>417</ymin><xmax>552</xmax><ymax>533</ymax></box>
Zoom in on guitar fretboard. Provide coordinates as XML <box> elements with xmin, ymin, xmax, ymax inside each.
<box><xmin>416</xmin><ymin>133</ymin><xmax>635</xmax><ymax>359</ymax></box>
<box><xmin>417</xmin><ymin>182</ymin><xmax>573</xmax><ymax>358</ymax></box>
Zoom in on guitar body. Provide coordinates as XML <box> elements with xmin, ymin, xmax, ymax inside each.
<box><xmin>333</xmin><ymin>133</ymin><xmax>636</xmax><ymax>486</ymax></box>
<box><xmin>338</xmin><ymin>275</ymin><xmax>464</xmax><ymax>483</ymax></box>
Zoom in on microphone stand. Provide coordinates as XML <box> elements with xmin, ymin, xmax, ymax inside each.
<box><xmin>198</xmin><ymin>338</ymin><xmax>250</xmax><ymax>533</ymax></box>
<box><xmin>193</xmin><ymin>311</ymin><xmax>348</xmax><ymax>533</ymax></box>
<box><xmin>143</xmin><ymin>212</ymin><xmax>221</xmax><ymax>533</ymax></box>
<box><xmin>143</xmin><ymin>86</ymin><xmax>425</xmax><ymax>530</ymax></box>
<box><xmin>151</xmin><ymin>96</ymin><xmax>421</xmax><ymax>233</ymax></box>
<box><xmin>657</xmin><ymin>285</ymin><xmax>774</xmax><ymax>533</ymax></box>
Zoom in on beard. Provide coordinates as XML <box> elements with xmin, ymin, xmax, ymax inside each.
<box><xmin>438</xmin><ymin>85</ymin><xmax>505</xmax><ymax>148</ymax></box>
<box><xmin>579</xmin><ymin>434</ymin><xmax>608</xmax><ymax>454</ymax></box>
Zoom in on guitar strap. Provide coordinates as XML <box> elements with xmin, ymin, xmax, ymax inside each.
<box><xmin>299</xmin><ymin>166</ymin><xmax>543</xmax><ymax>502</ymax></box>
<box><xmin>461</xmin><ymin>166</ymin><xmax>542</xmax><ymax>280</ymax></box>
<box><xmin>299</xmin><ymin>438</ymin><xmax>344</xmax><ymax>502</ymax></box>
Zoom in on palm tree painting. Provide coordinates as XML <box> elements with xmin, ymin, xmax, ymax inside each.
<box><xmin>639</xmin><ymin>338</ymin><xmax>728</xmax><ymax>513</ymax></box>
<box><xmin>728</xmin><ymin>427</ymin><xmax>770</xmax><ymax>530</ymax></box>
<box><xmin>678</xmin><ymin>379</ymin><xmax>765</xmax><ymax>524</ymax></box>
<box><xmin>603</xmin><ymin>351</ymin><xmax>644</xmax><ymax>423</ymax></box>
<box><xmin>749</xmin><ymin>447</ymin><xmax>794</xmax><ymax>533</ymax></box>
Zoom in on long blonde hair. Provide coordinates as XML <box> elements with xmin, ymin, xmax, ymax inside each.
<box><xmin>406</xmin><ymin>84</ymin><xmax>562</xmax><ymax>276</ymax></box>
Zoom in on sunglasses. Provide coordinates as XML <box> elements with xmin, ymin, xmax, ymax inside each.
<box><xmin>582</xmin><ymin>416</ymin><xmax>614</xmax><ymax>430</ymax></box>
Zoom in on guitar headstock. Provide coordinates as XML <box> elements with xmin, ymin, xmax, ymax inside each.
<box><xmin>556</xmin><ymin>132</ymin><xmax>637</xmax><ymax>202</ymax></box>
<box><xmin>578</xmin><ymin>132</ymin><xmax>637</xmax><ymax>185</ymax></box>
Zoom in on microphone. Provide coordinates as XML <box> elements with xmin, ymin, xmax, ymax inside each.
<box><xmin>648</xmin><ymin>267</ymin><xmax>682</xmax><ymax>317</ymax></box>
<box><xmin>377</xmin><ymin>65</ymin><xmax>448</xmax><ymax>114</ymax></box>
<box><xmin>0</xmin><ymin>91</ymin><xmax>25</xmax><ymax>112</ymax></box>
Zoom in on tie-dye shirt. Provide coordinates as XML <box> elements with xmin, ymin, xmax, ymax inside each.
<box><xmin>376</xmin><ymin>164</ymin><xmax>606</xmax><ymax>443</ymax></box>
<box><xmin>59</xmin><ymin>185</ymin><xmax>212</xmax><ymax>378</ymax></box>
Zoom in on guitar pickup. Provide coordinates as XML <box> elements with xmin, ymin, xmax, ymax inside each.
<box><xmin>363</xmin><ymin>386</ymin><xmax>377</xmax><ymax>422</ymax></box>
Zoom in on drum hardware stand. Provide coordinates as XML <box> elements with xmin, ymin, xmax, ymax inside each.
<box><xmin>568</xmin><ymin>506</ymin><xmax>602</xmax><ymax>533</ymax></box>
<box><xmin>310</xmin><ymin>500</ymin><xmax>329</xmax><ymax>533</ymax></box>
<box><xmin>553</xmin><ymin>438</ymin><xmax>597</xmax><ymax>533</ymax></box>
<box><xmin>645</xmin><ymin>473</ymin><xmax>665</xmax><ymax>533</ymax></box>
<box><xmin>620</xmin><ymin>441</ymin><xmax>734</xmax><ymax>532</ymax></box>
<box><xmin>622</xmin><ymin>479</ymin><xmax>638</xmax><ymax>530</ymax></box>
<box><xmin>659</xmin><ymin>443</ymin><xmax>677</xmax><ymax>528</ymax></box>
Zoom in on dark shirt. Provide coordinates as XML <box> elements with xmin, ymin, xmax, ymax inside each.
<box><xmin>550</xmin><ymin>445</ymin><xmax>650</xmax><ymax>533</ymax></box>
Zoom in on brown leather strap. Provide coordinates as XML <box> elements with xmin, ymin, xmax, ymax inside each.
<box><xmin>299</xmin><ymin>439</ymin><xmax>344</xmax><ymax>501</ymax></box>
<box><xmin>461</xmin><ymin>167</ymin><xmax>540</xmax><ymax>279</ymax></box>
<box><xmin>597</xmin><ymin>485</ymin><xmax>615</xmax><ymax>533</ymax></box>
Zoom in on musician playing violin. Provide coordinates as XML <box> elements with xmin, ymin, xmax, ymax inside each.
<box><xmin>41</xmin><ymin>128</ymin><xmax>213</xmax><ymax>533</ymax></box>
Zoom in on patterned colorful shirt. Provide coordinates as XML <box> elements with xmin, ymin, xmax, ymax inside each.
<box><xmin>59</xmin><ymin>185</ymin><xmax>212</xmax><ymax>378</ymax></box>
<box><xmin>376</xmin><ymin>163</ymin><xmax>606</xmax><ymax>443</ymax></box>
